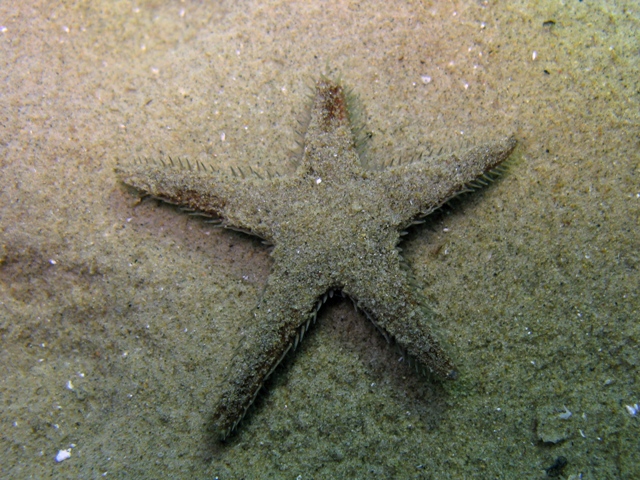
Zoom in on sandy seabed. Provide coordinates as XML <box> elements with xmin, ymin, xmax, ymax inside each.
<box><xmin>1</xmin><ymin>1</ymin><xmax>638</xmax><ymax>478</ymax></box>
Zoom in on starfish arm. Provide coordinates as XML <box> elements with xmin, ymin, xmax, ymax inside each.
<box><xmin>375</xmin><ymin>136</ymin><xmax>517</xmax><ymax>225</ymax></box>
<box><xmin>211</xmin><ymin>258</ymin><xmax>330</xmax><ymax>439</ymax></box>
<box><xmin>296</xmin><ymin>78</ymin><xmax>363</xmax><ymax>182</ymax></box>
<box><xmin>343</xmin><ymin>254</ymin><xmax>457</xmax><ymax>379</ymax></box>
<box><xmin>115</xmin><ymin>160</ymin><xmax>282</xmax><ymax>240</ymax></box>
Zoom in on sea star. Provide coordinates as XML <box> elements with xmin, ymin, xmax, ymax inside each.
<box><xmin>116</xmin><ymin>77</ymin><xmax>516</xmax><ymax>440</ymax></box>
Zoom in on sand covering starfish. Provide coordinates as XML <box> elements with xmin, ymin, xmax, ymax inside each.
<box><xmin>116</xmin><ymin>77</ymin><xmax>516</xmax><ymax>439</ymax></box>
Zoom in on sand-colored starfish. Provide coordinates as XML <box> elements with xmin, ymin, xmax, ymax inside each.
<box><xmin>116</xmin><ymin>77</ymin><xmax>516</xmax><ymax>439</ymax></box>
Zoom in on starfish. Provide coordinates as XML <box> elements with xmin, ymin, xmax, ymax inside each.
<box><xmin>116</xmin><ymin>77</ymin><xmax>516</xmax><ymax>440</ymax></box>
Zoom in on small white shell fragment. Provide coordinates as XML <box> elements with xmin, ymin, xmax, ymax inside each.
<box><xmin>625</xmin><ymin>404</ymin><xmax>638</xmax><ymax>416</ymax></box>
<box><xmin>55</xmin><ymin>449</ymin><xmax>71</xmax><ymax>462</ymax></box>
<box><xmin>559</xmin><ymin>406</ymin><xmax>572</xmax><ymax>420</ymax></box>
